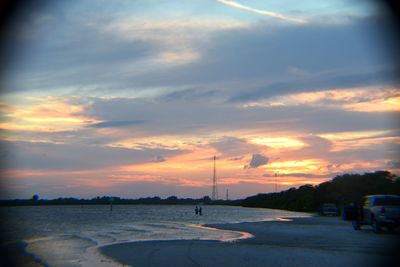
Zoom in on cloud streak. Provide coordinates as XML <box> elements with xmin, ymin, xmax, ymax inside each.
<box><xmin>89</xmin><ymin>120</ymin><xmax>146</xmax><ymax>128</ymax></box>
<box><xmin>217</xmin><ymin>0</ymin><xmax>307</xmax><ymax>24</ymax></box>
<box><xmin>263</xmin><ymin>173</ymin><xmax>336</xmax><ymax>179</ymax></box>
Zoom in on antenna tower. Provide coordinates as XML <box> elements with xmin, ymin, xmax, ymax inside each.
<box><xmin>212</xmin><ymin>155</ymin><xmax>218</xmax><ymax>200</ymax></box>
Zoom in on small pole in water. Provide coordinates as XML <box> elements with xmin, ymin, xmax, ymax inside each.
<box><xmin>110</xmin><ymin>197</ymin><xmax>113</xmax><ymax>211</ymax></box>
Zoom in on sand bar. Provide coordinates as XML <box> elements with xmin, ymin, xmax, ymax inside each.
<box><xmin>100</xmin><ymin>216</ymin><xmax>399</xmax><ymax>267</ymax></box>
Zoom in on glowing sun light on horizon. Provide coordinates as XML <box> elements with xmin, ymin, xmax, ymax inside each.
<box><xmin>249</xmin><ymin>137</ymin><xmax>305</xmax><ymax>149</ymax></box>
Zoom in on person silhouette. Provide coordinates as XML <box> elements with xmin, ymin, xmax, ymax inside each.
<box><xmin>195</xmin><ymin>205</ymin><xmax>199</xmax><ymax>215</ymax></box>
<box><xmin>199</xmin><ymin>206</ymin><xmax>202</xmax><ymax>216</ymax></box>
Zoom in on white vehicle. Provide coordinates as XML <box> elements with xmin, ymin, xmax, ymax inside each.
<box><xmin>352</xmin><ymin>195</ymin><xmax>400</xmax><ymax>233</ymax></box>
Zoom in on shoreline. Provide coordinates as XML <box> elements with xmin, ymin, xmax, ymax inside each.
<box><xmin>99</xmin><ymin>216</ymin><xmax>399</xmax><ymax>267</ymax></box>
<box><xmin>1</xmin><ymin>206</ymin><xmax>310</xmax><ymax>266</ymax></box>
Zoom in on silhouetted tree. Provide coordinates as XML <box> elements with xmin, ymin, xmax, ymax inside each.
<box><xmin>240</xmin><ymin>171</ymin><xmax>399</xmax><ymax>212</ymax></box>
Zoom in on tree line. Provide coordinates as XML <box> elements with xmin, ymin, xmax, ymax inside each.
<box><xmin>1</xmin><ymin>171</ymin><xmax>399</xmax><ymax>212</ymax></box>
<box><xmin>0</xmin><ymin>195</ymin><xmax>214</xmax><ymax>206</ymax></box>
<box><xmin>239</xmin><ymin>171</ymin><xmax>400</xmax><ymax>212</ymax></box>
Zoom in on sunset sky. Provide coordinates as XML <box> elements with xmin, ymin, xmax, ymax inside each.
<box><xmin>1</xmin><ymin>0</ymin><xmax>399</xmax><ymax>199</ymax></box>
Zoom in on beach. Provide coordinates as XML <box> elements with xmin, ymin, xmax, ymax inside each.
<box><xmin>100</xmin><ymin>216</ymin><xmax>399</xmax><ymax>267</ymax></box>
<box><xmin>0</xmin><ymin>205</ymin><xmax>310</xmax><ymax>266</ymax></box>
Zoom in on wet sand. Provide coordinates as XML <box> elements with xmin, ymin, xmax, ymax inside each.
<box><xmin>99</xmin><ymin>216</ymin><xmax>399</xmax><ymax>267</ymax></box>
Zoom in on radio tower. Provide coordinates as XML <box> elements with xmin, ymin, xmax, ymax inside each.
<box><xmin>212</xmin><ymin>155</ymin><xmax>218</xmax><ymax>201</ymax></box>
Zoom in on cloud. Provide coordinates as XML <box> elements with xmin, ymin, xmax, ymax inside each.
<box><xmin>263</xmin><ymin>173</ymin><xmax>336</xmax><ymax>179</ymax></box>
<box><xmin>84</xmin><ymin>96</ymin><xmax>398</xmax><ymax>139</ymax></box>
<box><xmin>216</xmin><ymin>0</ymin><xmax>307</xmax><ymax>24</ymax></box>
<box><xmin>300</xmin><ymin>135</ymin><xmax>332</xmax><ymax>151</ymax></box>
<box><xmin>116</xmin><ymin>16</ymin><xmax>392</xmax><ymax>93</ymax></box>
<box><xmin>245</xmin><ymin>154</ymin><xmax>269</xmax><ymax>169</ymax></box>
<box><xmin>4</xmin><ymin>11</ymin><xmax>391</xmax><ymax>97</ymax></box>
<box><xmin>1</xmin><ymin>1</ymin><xmax>397</xmax><ymax>200</ymax></box>
<box><xmin>229</xmin><ymin>68</ymin><xmax>399</xmax><ymax>103</ymax></box>
<box><xmin>210</xmin><ymin>137</ymin><xmax>260</xmax><ymax>158</ymax></box>
<box><xmin>161</xmin><ymin>88</ymin><xmax>217</xmax><ymax>102</ymax></box>
<box><xmin>98</xmin><ymin>17</ymin><xmax>250</xmax><ymax>67</ymax></box>
<box><xmin>103</xmin><ymin>17</ymin><xmax>249</xmax><ymax>39</ymax></box>
<box><xmin>387</xmin><ymin>160</ymin><xmax>400</xmax><ymax>169</ymax></box>
<box><xmin>152</xmin><ymin>155</ymin><xmax>166</xmax><ymax>163</ymax></box>
<box><xmin>244</xmin><ymin>87</ymin><xmax>400</xmax><ymax>113</ymax></box>
<box><xmin>3</xmin><ymin>93</ymin><xmax>397</xmax><ymax>152</ymax></box>
<box><xmin>89</xmin><ymin>120</ymin><xmax>146</xmax><ymax>128</ymax></box>
<box><xmin>229</xmin><ymin>156</ymin><xmax>244</xmax><ymax>161</ymax></box>
<box><xmin>3</xmin><ymin>140</ymin><xmax>184</xmax><ymax>170</ymax></box>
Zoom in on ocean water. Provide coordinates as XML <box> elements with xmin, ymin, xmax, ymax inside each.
<box><xmin>1</xmin><ymin>205</ymin><xmax>310</xmax><ymax>266</ymax></box>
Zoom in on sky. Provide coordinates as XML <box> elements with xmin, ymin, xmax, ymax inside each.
<box><xmin>0</xmin><ymin>0</ymin><xmax>399</xmax><ymax>199</ymax></box>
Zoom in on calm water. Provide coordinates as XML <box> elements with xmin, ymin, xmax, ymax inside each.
<box><xmin>1</xmin><ymin>205</ymin><xmax>309</xmax><ymax>266</ymax></box>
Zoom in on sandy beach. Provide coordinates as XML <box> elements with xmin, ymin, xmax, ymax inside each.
<box><xmin>100</xmin><ymin>216</ymin><xmax>399</xmax><ymax>267</ymax></box>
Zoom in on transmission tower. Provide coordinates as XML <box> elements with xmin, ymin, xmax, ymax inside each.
<box><xmin>212</xmin><ymin>155</ymin><xmax>218</xmax><ymax>201</ymax></box>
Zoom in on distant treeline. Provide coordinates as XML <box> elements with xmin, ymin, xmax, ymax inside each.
<box><xmin>0</xmin><ymin>195</ymin><xmax>217</xmax><ymax>206</ymax></box>
<box><xmin>1</xmin><ymin>171</ymin><xmax>399</xmax><ymax>212</ymax></box>
<box><xmin>239</xmin><ymin>171</ymin><xmax>400</xmax><ymax>212</ymax></box>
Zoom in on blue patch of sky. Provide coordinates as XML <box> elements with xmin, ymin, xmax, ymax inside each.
<box><xmin>1</xmin><ymin>0</ymin><xmax>380</xmax><ymax>98</ymax></box>
<box><xmin>54</xmin><ymin>0</ymin><xmax>377</xmax><ymax>23</ymax></box>
<box><xmin>242</xmin><ymin>0</ymin><xmax>376</xmax><ymax>17</ymax></box>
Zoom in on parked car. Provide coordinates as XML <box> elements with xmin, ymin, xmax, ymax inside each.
<box><xmin>321</xmin><ymin>203</ymin><xmax>339</xmax><ymax>216</ymax></box>
<box><xmin>352</xmin><ymin>195</ymin><xmax>400</xmax><ymax>233</ymax></box>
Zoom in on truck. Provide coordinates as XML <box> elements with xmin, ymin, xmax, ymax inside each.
<box><xmin>351</xmin><ymin>195</ymin><xmax>400</xmax><ymax>233</ymax></box>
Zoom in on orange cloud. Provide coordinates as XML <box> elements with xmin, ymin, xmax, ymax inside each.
<box><xmin>249</xmin><ymin>136</ymin><xmax>305</xmax><ymax>150</ymax></box>
<box><xmin>244</xmin><ymin>87</ymin><xmax>400</xmax><ymax>113</ymax></box>
<box><xmin>0</xmin><ymin>97</ymin><xmax>100</xmax><ymax>133</ymax></box>
<box><xmin>320</xmin><ymin>130</ymin><xmax>398</xmax><ymax>152</ymax></box>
